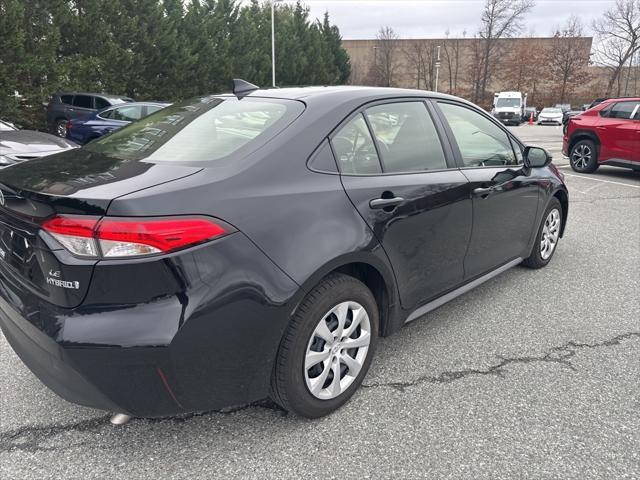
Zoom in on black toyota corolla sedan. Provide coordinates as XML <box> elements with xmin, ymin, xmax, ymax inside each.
<box><xmin>0</xmin><ymin>82</ymin><xmax>568</xmax><ymax>419</ymax></box>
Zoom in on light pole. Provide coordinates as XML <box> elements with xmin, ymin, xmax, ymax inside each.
<box><xmin>434</xmin><ymin>45</ymin><xmax>441</xmax><ymax>93</ymax></box>
<box><xmin>271</xmin><ymin>0</ymin><xmax>283</xmax><ymax>87</ymax></box>
<box><xmin>373</xmin><ymin>46</ymin><xmax>378</xmax><ymax>86</ymax></box>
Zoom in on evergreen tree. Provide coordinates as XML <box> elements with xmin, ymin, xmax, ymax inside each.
<box><xmin>0</xmin><ymin>0</ymin><xmax>352</xmax><ymax>129</ymax></box>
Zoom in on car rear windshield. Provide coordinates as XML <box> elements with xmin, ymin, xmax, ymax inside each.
<box><xmin>542</xmin><ymin>108</ymin><xmax>561</xmax><ymax>114</ymax></box>
<box><xmin>84</xmin><ymin>96</ymin><xmax>304</xmax><ymax>164</ymax></box>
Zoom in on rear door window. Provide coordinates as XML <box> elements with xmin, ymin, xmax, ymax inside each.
<box><xmin>331</xmin><ymin>114</ymin><xmax>382</xmax><ymax>175</ymax></box>
<box><xmin>60</xmin><ymin>95</ymin><xmax>74</xmax><ymax>105</ymax></box>
<box><xmin>99</xmin><ymin>108</ymin><xmax>115</xmax><ymax>119</ymax></box>
<box><xmin>85</xmin><ymin>96</ymin><xmax>304</xmax><ymax>164</ymax></box>
<box><xmin>365</xmin><ymin>102</ymin><xmax>447</xmax><ymax>173</ymax></box>
<box><xmin>72</xmin><ymin>95</ymin><xmax>93</xmax><ymax>109</ymax></box>
<box><xmin>112</xmin><ymin>105</ymin><xmax>144</xmax><ymax>122</ymax></box>
<box><xmin>94</xmin><ymin>97</ymin><xmax>110</xmax><ymax>110</ymax></box>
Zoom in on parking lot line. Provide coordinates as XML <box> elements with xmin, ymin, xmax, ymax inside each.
<box><xmin>558</xmin><ymin>170</ymin><xmax>640</xmax><ymax>189</ymax></box>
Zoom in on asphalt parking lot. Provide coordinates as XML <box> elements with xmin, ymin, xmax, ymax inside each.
<box><xmin>1</xmin><ymin>125</ymin><xmax>639</xmax><ymax>479</ymax></box>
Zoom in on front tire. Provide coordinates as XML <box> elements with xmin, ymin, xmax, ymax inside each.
<box><xmin>569</xmin><ymin>139</ymin><xmax>598</xmax><ymax>173</ymax></box>
<box><xmin>523</xmin><ymin>197</ymin><xmax>562</xmax><ymax>269</ymax></box>
<box><xmin>270</xmin><ymin>273</ymin><xmax>378</xmax><ymax>418</ymax></box>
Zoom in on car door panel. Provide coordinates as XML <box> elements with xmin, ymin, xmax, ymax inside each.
<box><xmin>434</xmin><ymin>100</ymin><xmax>541</xmax><ymax>279</ymax></box>
<box><xmin>597</xmin><ymin>101</ymin><xmax>640</xmax><ymax>161</ymax></box>
<box><xmin>342</xmin><ymin>171</ymin><xmax>472</xmax><ymax>310</ymax></box>
<box><xmin>460</xmin><ymin>167</ymin><xmax>539</xmax><ymax>277</ymax></box>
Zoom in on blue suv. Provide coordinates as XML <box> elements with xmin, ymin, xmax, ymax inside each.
<box><xmin>46</xmin><ymin>92</ymin><xmax>134</xmax><ymax>137</ymax></box>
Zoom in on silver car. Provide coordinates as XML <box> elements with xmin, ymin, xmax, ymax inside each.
<box><xmin>0</xmin><ymin>120</ymin><xmax>78</xmax><ymax>167</ymax></box>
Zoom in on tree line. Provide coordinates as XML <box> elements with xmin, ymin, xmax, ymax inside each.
<box><xmin>366</xmin><ymin>0</ymin><xmax>639</xmax><ymax>108</ymax></box>
<box><xmin>0</xmin><ymin>0</ymin><xmax>351</xmax><ymax>129</ymax></box>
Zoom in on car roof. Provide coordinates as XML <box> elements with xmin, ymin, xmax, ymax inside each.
<box><xmin>219</xmin><ymin>85</ymin><xmax>465</xmax><ymax>105</ymax></box>
<box><xmin>601</xmin><ymin>97</ymin><xmax>640</xmax><ymax>103</ymax></box>
<box><xmin>54</xmin><ymin>92</ymin><xmax>132</xmax><ymax>100</ymax></box>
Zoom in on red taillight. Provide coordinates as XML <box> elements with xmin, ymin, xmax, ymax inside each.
<box><xmin>97</xmin><ymin>217</ymin><xmax>227</xmax><ymax>256</ymax></box>
<box><xmin>42</xmin><ymin>215</ymin><xmax>98</xmax><ymax>238</ymax></box>
<box><xmin>66</xmin><ymin>120</ymin><xmax>73</xmax><ymax>130</ymax></box>
<box><xmin>42</xmin><ymin>215</ymin><xmax>230</xmax><ymax>258</ymax></box>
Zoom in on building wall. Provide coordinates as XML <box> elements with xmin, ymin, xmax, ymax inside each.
<box><xmin>342</xmin><ymin>37</ymin><xmax>612</xmax><ymax>108</ymax></box>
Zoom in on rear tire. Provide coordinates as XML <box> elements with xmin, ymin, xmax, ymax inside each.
<box><xmin>270</xmin><ymin>273</ymin><xmax>378</xmax><ymax>418</ymax></box>
<box><xmin>523</xmin><ymin>197</ymin><xmax>562</xmax><ymax>269</ymax></box>
<box><xmin>569</xmin><ymin>139</ymin><xmax>598</xmax><ymax>173</ymax></box>
<box><xmin>55</xmin><ymin>119</ymin><xmax>68</xmax><ymax>138</ymax></box>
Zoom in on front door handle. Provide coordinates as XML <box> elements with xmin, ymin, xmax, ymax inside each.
<box><xmin>369</xmin><ymin>196</ymin><xmax>405</xmax><ymax>210</ymax></box>
<box><xmin>473</xmin><ymin>186</ymin><xmax>498</xmax><ymax>197</ymax></box>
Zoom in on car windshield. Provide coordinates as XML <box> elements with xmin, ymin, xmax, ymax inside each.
<box><xmin>495</xmin><ymin>98</ymin><xmax>521</xmax><ymax>108</ymax></box>
<box><xmin>0</xmin><ymin>120</ymin><xmax>16</xmax><ymax>131</ymax></box>
<box><xmin>84</xmin><ymin>96</ymin><xmax>304</xmax><ymax>164</ymax></box>
<box><xmin>541</xmin><ymin>108</ymin><xmax>562</xmax><ymax>114</ymax></box>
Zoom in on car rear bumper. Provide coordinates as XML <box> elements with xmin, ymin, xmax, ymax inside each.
<box><xmin>0</xmin><ymin>297</ymin><xmax>124</xmax><ymax>413</ymax></box>
<box><xmin>66</xmin><ymin>129</ymin><xmax>88</xmax><ymax>145</ymax></box>
<box><xmin>538</xmin><ymin>119</ymin><xmax>562</xmax><ymax>124</ymax></box>
<box><xmin>0</xmin><ymin>233</ymin><xmax>302</xmax><ymax>417</ymax></box>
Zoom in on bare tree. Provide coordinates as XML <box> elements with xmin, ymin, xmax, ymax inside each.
<box><xmin>476</xmin><ymin>0</ymin><xmax>535</xmax><ymax>103</ymax></box>
<box><xmin>373</xmin><ymin>26</ymin><xmax>400</xmax><ymax>87</ymax></box>
<box><xmin>420</xmin><ymin>42</ymin><xmax>438</xmax><ymax>90</ymax></box>
<box><xmin>467</xmin><ymin>36</ymin><xmax>485</xmax><ymax>102</ymax></box>
<box><xmin>547</xmin><ymin>16</ymin><xmax>590</xmax><ymax>103</ymax></box>
<box><xmin>403</xmin><ymin>40</ymin><xmax>428</xmax><ymax>89</ymax></box>
<box><xmin>593</xmin><ymin>0</ymin><xmax>640</xmax><ymax>96</ymax></box>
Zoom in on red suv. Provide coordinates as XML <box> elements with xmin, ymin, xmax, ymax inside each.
<box><xmin>563</xmin><ymin>98</ymin><xmax>640</xmax><ymax>173</ymax></box>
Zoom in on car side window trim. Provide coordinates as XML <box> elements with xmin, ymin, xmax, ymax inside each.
<box><xmin>360</xmin><ymin>111</ymin><xmax>387</xmax><ymax>172</ymax></box>
<box><xmin>97</xmin><ymin>108</ymin><xmax>115</xmax><ymax>120</ymax></box>
<box><xmin>328</xmin><ymin>97</ymin><xmax>458</xmax><ymax>176</ymax></box>
<box><xmin>432</xmin><ymin>99</ymin><xmax>521</xmax><ymax>169</ymax></box>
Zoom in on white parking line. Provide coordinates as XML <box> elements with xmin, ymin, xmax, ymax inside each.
<box><xmin>559</xmin><ymin>171</ymin><xmax>640</xmax><ymax>189</ymax></box>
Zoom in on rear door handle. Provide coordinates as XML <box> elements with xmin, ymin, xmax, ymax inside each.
<box><xmin>369</xmin><ymin>197</ymin><xmax>404</xmax><ymax>209</ymax></box>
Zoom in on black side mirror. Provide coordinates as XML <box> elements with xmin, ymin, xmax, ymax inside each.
<box><xmin>523</xmin><ymin>146</ymin><xmax>552</xmax><ymax>168</ymax></box>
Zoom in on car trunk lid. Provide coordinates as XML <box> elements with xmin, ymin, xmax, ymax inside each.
<box><xmin>0</xmin><ymin>149</ymin><xmax>201</xmax><ymax>308</ymax></box>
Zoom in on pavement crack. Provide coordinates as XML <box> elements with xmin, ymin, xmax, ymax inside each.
<box><xmin>362</xmin><ymin>332</ymin><xmax>640</xmax><ymax>392</ymax></box>
<box><xmin>0</xmin><ymin>400</ymin><xmax>285</xmax><ymax>454</ymax></box>
<box><xmin>2</xmin><ymin>334</ymin><xmax>637</xmax><ymax>452</ymax></box>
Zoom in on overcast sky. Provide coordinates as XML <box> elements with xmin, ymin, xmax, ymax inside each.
<box><xmin>279</xmin><ymin>0</ymin><xmax>617</xmax><ymax>39</ymax></box>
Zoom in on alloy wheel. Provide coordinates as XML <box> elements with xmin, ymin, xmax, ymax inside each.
<box><xmin>540</xmin><ymin>208</ymin><xmax>561</xmax><ymax>260</ymax></box>
<box><xmin>304</xmin><ymin>301</ymin><xmax>371</xmax><ymax>400</ymax></box>
<box><xmin>56</xmin><ymin>121</ymin><xmax>67</xmax><ymax>137</ymax></box>
<box><xmin>571</xmin><ymin>144</ymin><xmax>592</xmax><ymax>170</ymax></box>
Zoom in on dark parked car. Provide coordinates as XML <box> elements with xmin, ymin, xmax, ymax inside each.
<box><xmin>0</xmin><ymin>119</ymin><xmax>77</xmax><ymax>167</ymax></box>
<box><xmin>66</xmin><ymin>102</ymin><xmax>170</xmax><ymax>145</ymax></box>
<box><xmin>47</xmin><ymin>92</ymin><xmax>134</xmax><ymax>137</ymax></box>
<box><xmin>0</xmin><ymin>83</ymin><xmax>568</xmax><ymax>419</ymax></box>
<box><xmin>563</xmin><ymin>97</ymin><xmax>639</xmax><ymax>173</ymax></box>
<box><xmin>562</xmin><ymin>110</ymin><xmax>583</xmax><ymax>134</ymax></box>
<box><xmin>588</xmin><ymin>97</ymin><xmax>609</xmax><ymax>109</ymax></box>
